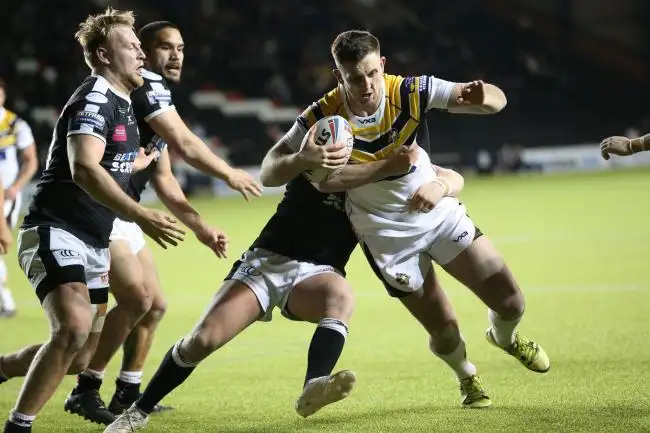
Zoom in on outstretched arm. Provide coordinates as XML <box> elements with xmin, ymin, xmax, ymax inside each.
<box><xmin>600</xmin><ymin>133</ymin><xmax>650</xmax><ymax>159</ymax></box>
<box><xmin>151</xmin><ymin>148</ymin><xmax>228</xmax><ymax>258</ymax></box>
<box><xmin>425</xmin><ymin>76</ymin><xmax>507</xmax><ymax>115</ymax></box>
<box><xmin>148</xmin><ymin>110</ymin><xmax>262</xmax><ymax>200</ymax></box>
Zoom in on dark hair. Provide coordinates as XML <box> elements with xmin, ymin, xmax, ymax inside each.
<box><xmin>331</xmin><ymin>30</ymin><xmax>380</xmax><ymax>64</ymax></box>
<box><xmin>0</xmin><ymin>78</ymin><xmax>5</xmax><ymax>90</ymax></box>
<box><xmin>137</xmin><ymin>21</ymin><xmax>179</xmax><ymax>52</ymax></box>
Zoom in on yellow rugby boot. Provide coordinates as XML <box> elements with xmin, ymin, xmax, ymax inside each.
<box><xmin>459</xmin><ymin>375</ymin><xmax>492</xmax><ymax>409</ymax></box>
<box><xmin>486</xmin><ymin>328</ymin><xmax>550</xmax><ymax>373</ymax></box>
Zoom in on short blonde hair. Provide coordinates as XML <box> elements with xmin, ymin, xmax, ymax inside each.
<box><xmin>75</xmin><ymin>7</ymin><xmax>136</xmax><ymax>68</ymax></box>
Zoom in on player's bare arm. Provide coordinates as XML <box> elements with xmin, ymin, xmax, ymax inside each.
<box><xmin>151</xmin><ymin>147</ymin><xmax>228</xmax><ymax>258</ymax></box>
<box><xmin>446</xmin><ymin>80</ymin><xmax>507</xmax><ymax>115</ymax></box>
<box><xmin>313</xmin><ymin>144</ymin><xmax>420</xmax><ymax>193</ymax></box>
<box><xmin>600</xmin><ymin>132</ymin><xmax>650</xmax><ymax>160</ymax></box>
<box><xmin>147</xmin><ymin>109</ymin><xmax>262</xmax><ymax>200</ymax></box>
<box><xmin>434</xmin><ymin>165</ymin><xmax>465</xmax><ymax>197</ymax></box>
<box><xmin>5</xmin><ymin>140</ymin><xmax>37</xmax><ymax>201</ymax></box>
<box><xmin>259</xmin><ymin>124</ymin><xmax>349</xmax><ymax>187</ymax></box>
<box><xmin>407</xmin><ymin>165</ymin><xmax>465</xmax><ymax>213</ymax></box>
<box><xmin>68</xmin><ymin>134</ymin><xmax>184</xmax><ymax>248</ymax></box>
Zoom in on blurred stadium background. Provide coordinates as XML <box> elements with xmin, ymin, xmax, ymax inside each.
<box><xmin>1</xmin><ymin>1</ymin><xmax>649</xmax><ymax>432</ymax></box>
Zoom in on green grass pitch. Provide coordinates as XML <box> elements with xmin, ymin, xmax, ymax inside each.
<box><xmin>1</xmin><ymin>169</ymin><xmax>649</xmax><ymax>432</ymax></box>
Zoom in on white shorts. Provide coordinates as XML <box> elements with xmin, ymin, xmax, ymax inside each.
<box><xmin>225</xmin><ymin>248</ymin><xmax>341</xmax><ymax>322</ymax></box>
<box><xmin>360</xmin><ymin>200</ymin><xmax>480</xmax><ymax>297</ymax></box>
<box><xmin>109</xmin><ymin>218</ymin><xmax>146</xmax><ymax>254</ymax></box>
<box><xmin>4</xmin><ymin>192</ymin><xmax>22</xmax><ymax>229</ymax></box>
<box><xmin>17</xmin><ymin>226</ymin><xmax>110</xmax><ymax>304</ymax></box>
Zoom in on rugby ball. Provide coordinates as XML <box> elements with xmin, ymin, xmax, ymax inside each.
<box><xmin>300</xmin><ymin>115</ymin><xmax>354</xmax><ymax>182</ymax></box>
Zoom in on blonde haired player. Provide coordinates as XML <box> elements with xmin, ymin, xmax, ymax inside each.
<box><xmin>267</xmin><ymin>30</ymin><xmax>550</xmax><ymax>408</ymax></box>
<box><xmin>2</xmin><ymin>8</ymin><xmax>182</xmax><ymax>433</ymax></box>
<box><xmin>0</xmin><ymin>79</ymin><xmax>38</xmax><ymax>317</ymax></box>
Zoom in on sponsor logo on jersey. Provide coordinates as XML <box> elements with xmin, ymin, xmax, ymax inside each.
<box><xmin>73</xmin><ymin>111</ymin><xmax>106</xmax><ymax>131</ymax></box>
<box><xmin>146</xmin><ymin>89</ymin><xmax>172</xmax><ymax>106</ymax></box>
<box><xmin>323</xmin><ymin>194</ymin><xmax>344</xmax><ymax>211</ymax></box>
<box><xmin>358</xmin><ymin>116</ymin><xmax>377</xmax><ymax>124</ymax></box>
<box><xmin>145</xmin><ymin>135</ymin><xmax>167</xmax><ymax>160</ymax></box>
<box><xmin>112</xmin><ymin>124</ymin><xmax>127</xmax><ymax>142</ymax></box>
<box><xmin>110</xmin><ymin>150</ymin><xmax>138</xmax><ymax>173</ymax></box>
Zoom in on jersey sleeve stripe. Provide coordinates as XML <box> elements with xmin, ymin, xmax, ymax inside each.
<box><xmin>66</xmin><ymin>130</ymin><xmax>107</xmax><ymax>144</ymax></box>
<box><xmin>144</xmin><ymin>104</ymin><xmax>175</xmax><ymax>122</ymax></box>
<box><xmin>418</xmin><ymin>75</ymin><xmax>430</xmax><ymax>113</ymax></box>
<box><xmin>297</xmin><ymin>115</ymin><xmax>309</xmax><ymax>130</ymax></box>
<box><xmin>398</xmin><ymin>79</ymin><xmax>414</xmax><ymax>120</ymax></box>
<box><xmin>312</xmin><ymin>101</ymin><xmax>325</xmax><ymax>122</ymax></box>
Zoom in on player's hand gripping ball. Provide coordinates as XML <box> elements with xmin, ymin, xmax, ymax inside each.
<box><xmin>300</xmin><ymin>115</ymin><xmax>354</xmax><ymax>182</ymax></box>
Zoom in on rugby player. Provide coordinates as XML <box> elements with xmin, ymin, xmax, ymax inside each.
<box><xmin>600</xmin><ymin>132</ymin><xmax>650</xmax><ymax>159</ymax></box>
<box><xmin>102</xmin><ymin>135</ymin><xmax>452</xmax><ymax>432</ymax></box>
<box><xmin>0</xmin><ymin>21</ymin><xmax>245</xmax><ymax>426</ymax></box>
<box><xmin>62</xmin><ymin>21</ymin><xmax>255</xmax><ymax>424</ymax></box>
<box><xmin>0</xmin><ymin>79</ymin><xmax>38</xmax><ymax>317</ymax></box>
<box><xmin>255</xmin><ymin>29</ymin><xmax>550</xmax><ymax>409</ymax></box>
<box><xmin>0</xmin><ymin>174</ymin><xmax>12</xmax><ymax>255</ymax></box>
<box><xmin>1</xmin><ymin>8</ymin><xmax>183</xmax><ymax>433</ymax></box>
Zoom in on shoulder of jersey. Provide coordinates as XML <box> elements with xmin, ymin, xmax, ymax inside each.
<box><xmin>140</xmin><ymin>69</ymin><xmax>164</xmax><ymax>82</ymax></box>
<box><xmin>316</xmin><ymin>87</ymin><xmax>345</xmax><ymax>117</ymax></box>
<box><xmin>71</xmin><ymin>76</ymin><xmax>111</xmax><ymax>106</ymax></box>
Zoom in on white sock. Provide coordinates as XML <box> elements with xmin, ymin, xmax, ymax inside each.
<box><xmin>9</xmin><ymin>411</ymin><xmax>36</xmax><ymax>427</ymax></box>
<box><xmin>0</xmin><ymin>286</ymin><xmax>15</xmax><ymax>311</ymax></box>
<box><xmin>83</xmin><ymin>368</ymin><xmax>105</xmax><ymax>380</ymax></box>
<box><xmin>119</xmin><ymin>370</ymin><xmax>143</xmax><ymax>385</ymax></box>
<box><xmin>488</xmin><ymin>309</ymin><xmax>521</xmax><ymax>347</ymax></box>
<box><xmin>429</xmin><ymin>337</ymin><xmax>477</xmax><ymax>380</ymax></box>
<box><xmin>171</xmin><ymin>339</ymin><xmax>200</xmax><ymax>368</ymax></box>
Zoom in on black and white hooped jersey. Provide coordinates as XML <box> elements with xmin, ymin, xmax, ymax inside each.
<box><xmin>23</xmin><ymin>75</ymin><xmax>141</xmax><ymax>248</ymax></box>
<box><xmin>128</xmin><ymin>69</ymin><xmax>175</xmax><ymax>202</ymax></box>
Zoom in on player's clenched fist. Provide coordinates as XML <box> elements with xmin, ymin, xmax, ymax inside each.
<box><xmin>298</xmin><ymin>126</ymin><xmax>350</xmax><ymax>170</ymax></box>
<box><xmin>384</xmin><ymin>144</ymin><xmax>420</xmax><ymax>177</ymax></box>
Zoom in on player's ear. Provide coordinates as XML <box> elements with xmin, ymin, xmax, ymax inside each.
<box><xmin>380</xmin><ymin>56</ymin><xmax>386</xmax><ymax>71</ymax></box>
<box><xmin>96</xmin><ymin>46</ymin><xmax>110</xmax><ymax>66</ymax></box>
<box><xmin>332</xmin><ymin>69</ymin><xmax>343</xmax><ymax>84</ymax></box>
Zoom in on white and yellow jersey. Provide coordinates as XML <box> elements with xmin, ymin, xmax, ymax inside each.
<box><xmin>0</xmin><ymin>108</ymin><xmax>35</xmax><ymax>189</ymax></box>
<box><xmin>285</xmin><ymin>73</ymin><xmax>456</xmax><ymax>237</ymax></box>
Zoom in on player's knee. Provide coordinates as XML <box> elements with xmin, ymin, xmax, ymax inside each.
<box><xmin>324</xmin><ymin>285</ymin><xmax>354</xmax><ymax>322</ymax></box>
<box><xmin>487</xmin><ymin>268</ymin><xmax>525</xmax><ymax>319</ymax></box>
<box><xmin>118</xmin><ymin>282</ymin><xmax>154</xmax><ymax>320</ymax></box>
<box><xmin>147</xmin><ymin>294</ymin><xmax>168</xmax><ymax>324</ymax></box>
<box><xmin>496</xmin><ymin>289</ymin><xmax>525</xmax><ymax>320</ymax></box>
<box><xmin>50</xmin><ymin>323</ymin><xmax>91</xmax><ymax>355</ymax></box>
<box><xmin>427</xmin><ymin>318</ymin><xmax>460</xmax><ymax>352</ymax></box>
<box><xmin>185</xmin><ymin>327</ymin><xmax>224</xmax><ymax>361</ymax></box>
